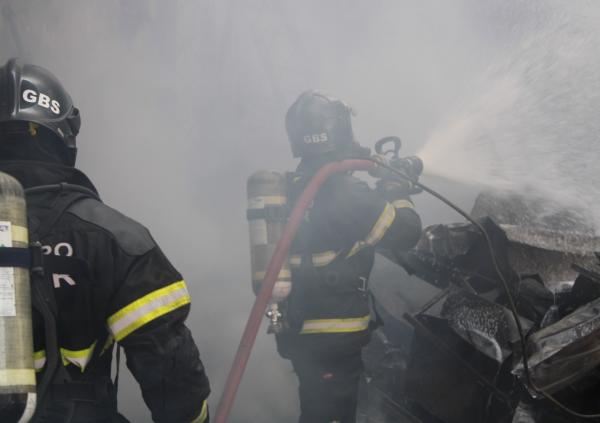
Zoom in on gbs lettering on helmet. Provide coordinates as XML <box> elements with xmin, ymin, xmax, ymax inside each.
<box><xmin>303</xmin><ymin>133</ymin><xmax>328</xmax><ymax>144</ymax></box>
<box><xmin>22</xmin><ymin>89</ymin><xmax>61</xmax><ymax>115</ymax></box>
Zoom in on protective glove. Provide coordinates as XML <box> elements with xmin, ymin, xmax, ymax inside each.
<box><xmin>376</xmin><ymin>178</ymin><xmax>422</xmax><ymax>199</ymax></box>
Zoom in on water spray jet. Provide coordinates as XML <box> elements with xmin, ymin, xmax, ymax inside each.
<box><xmin>413</xmin><ymin>10</ymin><xmax>600</xmax><ymax>233</ymax></box>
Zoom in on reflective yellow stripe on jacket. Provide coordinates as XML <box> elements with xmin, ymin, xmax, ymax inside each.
<box><xmin>289</xmin><ymin>250</ymin><xmax>339</xmax><ymax>268</ymax></box>
<box><xmin>253</xmin><ymin>268</ymin><xmax>291</xmax><ymax>281</ymax></box>
<box><xmin>34</xmin><ymin>350</ymin><xmax>46</xmax><ymax>372</ymax></box>
<box><xmin>108</xmin><ymin>280</ymin><xmax>191</xmax><ymax>342</ymax></box>
<box><xmin>300</xmin><ymin>315</ymin><xmax>371</xmax><ymax>334</ymax></box>
<box><xmin>61</xmin><ymin>342</ymin><xmax>97</xmax><ymax>372</ymax></box>
<box><xmin>190</xmin><ymin>400</ymin><xmax>209</xmax><ymax>423</ymax></box>
<box><xmin>392</xmin><ymin>199</ymin><xmax>414</xmax><ymax>210</ymax></box>
<box><xmin>347</xmin><ymin>202</ymin><xmax>396</xmax><ymax>258</ymax></box>
<box><xmin>34</xmin><ymin>342</ymin><xmax>97</xmax><ymax>373</ymax></box>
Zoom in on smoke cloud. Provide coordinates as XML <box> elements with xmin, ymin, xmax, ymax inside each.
<box><xmin>0</xmin><ymin>1</ymin><xmax>579</xmax><ymax>421</ymax></box>
<box><xmin>420</xmin><ymin>1</ymin><xmax>600</xmax><ymax>232</ymax></box>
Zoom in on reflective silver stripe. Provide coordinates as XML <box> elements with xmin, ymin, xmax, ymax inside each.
<box><xmin>61</xmin><ymin>342</ymin><xmax>97</xmax><ymax>372</ymax></box>
<box><xmin>346</xmin><ymin>241</ymin><xmax>365</xmax><ymax>259</ymax></box>
<box><xmin>364</xmin><ymin>202</ymin><xmax>396</xmax><ymax>245</ymax></box>
<box><xmin>312</xmin><ymin>250</ymin><xmax>338</xmax><ymax>266</ymax></box>
<box><xmin>289</xmin><ymin>250</ymin><xmax>338</xmax><ymax>268</ymax></box>
<box><xmin>347</xmin><ymin>202</ymin><xmax>396</xmax><ymax>257</ymax></box>
<box><xmin>392</xmin><ymin>199</ymin><xmax>414</xmax><ymax>209</ymax></box>
<box><xmin>34</xmin><ymin>344</ymin><xmax>99</xmax><ymax>373</ymax></box>
<box><xmin>108</xmin><ymin>281</ymin><xmax>191</xmax><ymax>341</ymax></box>
<box><xmin>300</xmin><ymin>315</ymin><xmax>371</xmax><ymax>334</ymax></box>
<box><xmin>247</xmin><ymin>195</ymin><xmax>286</xmax><ymax>209</ymax></box>
<box><xmin>289</xmin><ymin>255</ymin><xmax>301</xmax><ymax>267</ymax></box>
<box><xmin>33</xmin><ymin>350</ymin><xmax>46</xmax><ymax>372</ymax></box>
<box><xmin>253</xmin><ymin>268</ymin><xmax>291</xmax><ymax>281</ymax></box>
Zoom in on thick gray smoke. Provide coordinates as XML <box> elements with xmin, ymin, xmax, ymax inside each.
<box><xmin>0</xmin><ymin>1</ymin><xmax>585</xmax><ymax>421</ymax></box>
<box><xmin>420</xmin><ymin>2</ymin><xmax>600</xmax><ymax>232</ymax></box>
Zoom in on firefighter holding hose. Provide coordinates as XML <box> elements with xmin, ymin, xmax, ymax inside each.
<box><xmin>0</xmin><ymin>59</ymin><xmax>210</xmax><ymax>422</ymax></box>
<box><xmin>276</xmin><ymin>90</ymin><xmax>422</xmax><ymax>423</ymax></box>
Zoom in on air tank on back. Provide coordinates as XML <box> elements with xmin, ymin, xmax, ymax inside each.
<box><xmin>246</xmin><ymin>171</ymin><xmax>291</xmax><ymax>332</ymax></box>
<box><xmin>0</xmin><ymin>172</ymin><xmax>36</xmax><ymax>423</ymax></box>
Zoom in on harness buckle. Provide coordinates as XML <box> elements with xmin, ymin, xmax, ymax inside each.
<box><xmin>358</xmin><ymin>276</ymin><xmax>368</xmax><ymax>292</ymax></box>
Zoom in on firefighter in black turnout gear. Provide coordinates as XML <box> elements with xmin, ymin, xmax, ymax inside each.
<box><xmin>0</xmin><ymin>59</ymin><xmax>210</xmax><ymax>422</ymax></box>
<box><xmin>277</xmin><ymin>90</ymin><xmax>422</xmax><ymax>423</ymax></box>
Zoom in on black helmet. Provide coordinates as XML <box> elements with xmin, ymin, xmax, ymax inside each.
<box><xmin>0</xmin><ymin>58</ymin><xmax>80</xmax><ymax>151</ymax></box>
<box><xmin>285</xmin><ymin>90</ymin><xmax>355</xmax><ymax>158</ymax></box>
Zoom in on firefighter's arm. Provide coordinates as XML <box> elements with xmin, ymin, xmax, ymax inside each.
<box><xmin>107</xmin><ymin>247</ymin><xmax>210</xmax><ymax>423</ymax></box>
<box><xmin>376</xmin><ymin>179</ymin><xmax>422</xmax><ymax>251</ymax></box>
<box><xmin>336</xmin><ymin>176</ymin><xmax>421</xmax><ymax>256</ymax></box>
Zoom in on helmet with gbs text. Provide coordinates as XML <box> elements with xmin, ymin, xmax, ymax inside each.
<box><xmin>0</xmin><ymin>58</ymin><xmax>80</xmax><ymax>165</ymax></box>
<box><xmin>285</xmin><ymin>90</ymin><xmax>355</xmax><ymax>158</ymax></box>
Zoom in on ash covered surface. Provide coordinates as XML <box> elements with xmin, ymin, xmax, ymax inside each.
<box><xmin>472</xmin><ymin>191</ymin><xmax>600</xmax><ymax>254</ymax></box>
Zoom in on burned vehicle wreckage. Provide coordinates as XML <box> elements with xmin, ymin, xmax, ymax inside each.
<box><xmin>361</xmin><ymin>192</ymin><xmax>600</xmax><ymax>423</ymax></box>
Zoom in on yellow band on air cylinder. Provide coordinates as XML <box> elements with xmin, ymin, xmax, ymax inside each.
<box><xmin>11</xmin><ymin>225</ymin><xmax>29</xmax><ymax>244</ymax></box>
<box><xmin>0</xmin><ymin>368</ymin><xmax>36</xmax><ymax>387</ymax></box>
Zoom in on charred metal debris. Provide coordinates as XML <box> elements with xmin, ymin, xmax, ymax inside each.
<box><xmin>363</xmin><ymin>193</ymin><xmax>600</xmax><ymax>423</ymax></box>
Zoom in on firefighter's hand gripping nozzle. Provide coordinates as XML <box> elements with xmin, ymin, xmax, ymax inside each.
<box><xmin>246</xmin><ymin>171</ymin><xmax>291</xmax><ymax>334</ymax></box>
<box><xmin>370</xmin><ymin>136</ymin><xmax>424</xmax><ymax>194</ymax></box>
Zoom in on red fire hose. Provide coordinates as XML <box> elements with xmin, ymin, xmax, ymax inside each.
<box><xmin>214</xmin><ymin>159</ymin><xmax>376</xmax><ymax>423</ymax></box>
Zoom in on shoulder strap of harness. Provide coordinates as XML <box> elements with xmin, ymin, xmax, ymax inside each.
<box><xmin>0</xmin><ymin>183</ymin><xmax>97</xmax><ymax>277</ymax></box>
<box><xmin>26</xmin><ymin>183</ymin><xmax>101</xmax><ymax>239</ymax></box>
<box><xmin>25</xmin><ymin>183</ymin><xmax>102</xmax><ymax>422</ymax></box>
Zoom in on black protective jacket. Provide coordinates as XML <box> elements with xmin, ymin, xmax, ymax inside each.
<box><xmin>0</xmin><ymin>161</ymin><xmax>210</xmax><ymax>423</ymax></box>
<box><xmin>277</xmin><ymin>163</ymin><xmax>422</xmax><ymax>360</ymax></box>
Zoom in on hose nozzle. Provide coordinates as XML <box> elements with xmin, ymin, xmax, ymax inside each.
<box><xmin>370</xmin><ymin>154</ymin><xmax>424</xmax><ymax>182</ymax></box>
<box><xmin>390</xmin><ymin>155</ymin><xmax>423</xmax><ymax>179</ymax></box>
<box><xmin>372</xmin><ymin>136</ymin><xmax>424</xmax><ymax>179</ymax></box>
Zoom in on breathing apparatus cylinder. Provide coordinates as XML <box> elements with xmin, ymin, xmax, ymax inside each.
<box><xmin>0</xmin><ymin>172</ymin><xmax>36</xmax><ymax>423</ymax></box>
<box><xmin>246</xmin><ymin>171</ymin><xmax>291</xmax><ymax>331</ymax></box>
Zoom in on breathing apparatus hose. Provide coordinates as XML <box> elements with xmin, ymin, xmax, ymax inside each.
<box><xmin>214</xmin><ymin>159</ymin><xmax>377</xmax><ymax>423</ymax></box>
<box><xmin>216</xmin><ymin>156</ymin><xmax>598</xmax><ymax>422</ymax></box>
